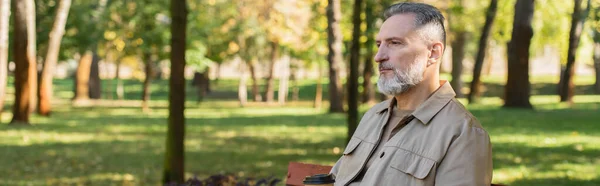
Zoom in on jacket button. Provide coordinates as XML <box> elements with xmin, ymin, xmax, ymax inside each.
<box><xmin>380</xmin><ymin>152</ymin><xmax>385</xmax><ymax>158</ymax></box>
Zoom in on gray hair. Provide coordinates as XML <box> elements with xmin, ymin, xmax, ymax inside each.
<box><xmin>383</xmin><ymin>2</ymin><xmax>446</xmax><ymax>46</ymax></box>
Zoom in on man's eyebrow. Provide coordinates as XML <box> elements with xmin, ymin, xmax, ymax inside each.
<box><xmin>385</xmin><ymin>37</ymin><xmax>404</xmax><ymax>41</ymax></box>
<box><xmin>376</xmin><ymin>37</ymin><xmax>404</xmax><ymax>42</ymax></box>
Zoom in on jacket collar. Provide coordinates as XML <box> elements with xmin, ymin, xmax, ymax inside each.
<box><xmin>375</xmin><ymin>80</ymin><xmax>456</xmax><ymax>125</ymax></box>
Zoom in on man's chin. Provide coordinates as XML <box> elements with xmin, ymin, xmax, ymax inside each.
<box><xmin>379</xmin><ymin>74</ymin><xmax>395</xmax><ymax>80</ymax></box>
<box><xmin>377</xmin><ymin>83</ymin><xmax>414</xmax><ymax>96</ymax></box>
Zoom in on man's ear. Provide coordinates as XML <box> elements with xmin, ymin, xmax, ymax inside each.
<box><xmin>427</xmin><ymin>42</ymin><xmax>444</xmax><ymax>67</ymax></box>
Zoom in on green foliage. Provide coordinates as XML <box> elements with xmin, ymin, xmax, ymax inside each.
<box><xmin>491</xmin><ymin>0</ymin><xmax>516</xmax><ymax>44</ymax></box>
<box><xmin>531</xmin><ymin>0</ymin><xmax>573</xmax><ymax>61</ymax></box>
<box><xmin>186</xmin><ymin>43</ymin><xmax>213</xmax><ymax>72</ymax></box>
<box><xmin>447</xmin><ymin>0</ymin><xmax>489</xmax><ymax>58</ymax></box>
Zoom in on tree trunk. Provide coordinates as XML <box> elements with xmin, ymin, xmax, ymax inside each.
<box><xmin>238</xmin><ymin>62</ymin><xmax>248</xmax><ymax>107</ymax></box>
<box><xmin>0</xmin><ymin>0</ymin><xmax>10</xmax><ymax>117</ymax></box>
<box><xmin>115</xmin><ymin>60</ymin><xmax>124</xmax><ymax>100</ymax></box>
<box><xmin>450</xmin><ymin>31</ymin><xmax>467</xmax><ymax>98</ymax></box>
<box><xmin>361</xmin><ymin>0</ymin><xmax>375</xmax><ymax>104</ymax></box>
<box><xmin>163</xmin><ymin>0</ymin><xmax>187</xmax><ymax>184</ymax></box>
<box><xmin>38</xmin><ymin>0</ymin><xmax>71</xmax><ymax>116</ymax></box>
<box><xmin>278</xmin><ymin>56</ymin><xmax>290</xmax><ymax>105</ymax></box>
<box><xmin>326</xmin><ymin>0</ymin><xmax>344</xmax><ymax>113</ymax></box>
<box><xmin>27</xmin><ymin>1</ymin><xmax>37</xmax><ymax>114</ymax></box>
<box><xmin>314</xmin><ymin>60</ymin><xmax>323</xmax><ymax>109</ymax></box>
<box><xmin>558</xmin><ymin>0</ymin><xmax>590</xmax><ymax>102</ymax></box>
<box><xmin>203</xmin><ymin>67</ymin><xmax>210</xmax><ymax>93</ymax></box>
<box><xmin>347</xmin><ymin>0</ymin><xmax>363</xmax><ymax>144</ymax></box>
<box><xmin>74</xmin><ymin>51</ymin><xmax>92</xmax><ymax>101</ymax></box>
<box><xmin>504</xmin><ymin>0</ymin><xmax>534</xmax><ymax>108</ymax></box>
<box><xmin>468</xmin><ymin>0</ymin><xmax>498</xmax><ymax>104</ymax></box>
<box><xmin>104</xmin><ymin>50</ymin><xmax>113</xmax><ymax>100</ymax></box>
<box><xmin>483</xmin><ymin>43</ymin><xmax>494</xmax><ymax>75</ymax></box>
<box><xmin>594</xmin><ymin>42</ymin><xmax>600</xmax><ymax>93</ymax></box>
<box><xmin>248</xmin><ymin>61</ymin><xmax>261</xmax><ymax>102</ymax></box>
<box><xmin>215</xmin><ymin>62</ymin><xmax>221</xmax><ymax>84</ymax></box>
<box><xmin>291</xmin><ymin>69</ymin><xmax>299</xmax><ymax>101</ymax></box>
<box><xmin>593</xmin><ymin>5</ymin><xmax>600</xmax><ymax>94</ymax></box>
<box><xmin>142</xmin><ymin>52</ymin><xmax>153</xmax><ymax>112</ymax></box>
<box><xmin>11</xmin><ymin>0</ymin><xmax>36</xmax><ymax>124</ymax></box>
<box><xmin>264</xmin><ymin>41</ymin><xmax>278</xmax><ymax>103</ymax></box>
<box><xmin>88</xmin><ymin>53</ymin><xmax>101</xmax><ymax>99</ymax></box>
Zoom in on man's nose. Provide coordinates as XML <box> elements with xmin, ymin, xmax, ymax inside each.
<box><xmin>374</xmin><ymin>49</ymin><xmax>388</xmax><ymax>63</ymax></box>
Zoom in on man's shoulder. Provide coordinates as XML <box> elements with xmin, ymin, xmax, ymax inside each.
<box><xmin>439</xmin><ymin>98</ymin><xmax>484</xmax><ymax>129</ymax></box>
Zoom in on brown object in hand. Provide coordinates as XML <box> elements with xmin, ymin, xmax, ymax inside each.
<box><xmin>286</xmin><ymin>162</ymin><xmax>332</xmax><ymax>186</ymax></box>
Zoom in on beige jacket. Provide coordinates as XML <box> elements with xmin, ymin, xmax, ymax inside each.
<box><xmin>331</xmin><ymin>81</ymin><xmax>493</xmax><ymax>186</ymax></box>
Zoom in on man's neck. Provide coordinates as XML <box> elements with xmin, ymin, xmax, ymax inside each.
<box><xmin>393</xmin><ymin>79</ymin><xmax>440</xmax><ymax>110</ymax></box>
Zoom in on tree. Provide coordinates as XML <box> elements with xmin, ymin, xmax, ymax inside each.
<box><xmin>593</xmin><ymin>2</ymin><xmax>600</xmax><ymax>93</ymax></box>
<box><xmin>361</xmin><ymin>0</ymin><xmax>376</xmax><ymax>104</ymax></box>
<box><xmin>163</xmin><ymin>0</ymin><xmax>187</xmax><ymax>184</ymax></box>
<box><xmin>115</xmin><ymin>58</ymin><xmax>124</xmax><ymax>100</ymax></box>
<box><xmin>11</xmin><ymin>0</ymin><xmax>36</xmax><ymax>124</ymax></box>
<box><xmin>72</xmin><ymin>0</ymin><xmax>109</xmax><ymax>103</ymax></box>
<box><xmin>88</xmin><ymin>54</ymin><xmax>101</xmax><ymax>99</ymax></box>
<box><xmin>0</xmin><ymin>0</ymin><xmax>9</xmax><ymax>117</ymax></box>
<box><xmin>558</xmin><ymin>0</ymin><xmax>591</xmax><ymax>103</ymax></box>
<box><xmin>73</xmin><ymin>52</ymin><xmax>93</xmax><ymax>102</ymax></box>
<box><xmin>447</xmin><ymin>0</ymin><xmax>480</xmax><ymax>98</ymax></box>
<box><xmin>278</xmin><ymin>55</ymin><xmax>290</xmax><ymax>105</ymax></box>
<box><xmin>450</xmin><ymin>31</ymin><xmax>467</xmax><ymax>97</ymax></box>
<box><xmin>468</xmin><ymin>0</ymin><xmax>498</xmax><ymax>104</ymax></box>
<box><xmin>314</xmin><ymin>58</ymin><xmax>324</xmax><ymax>108</ymax></box>
<box><xmin>142</xmin><ymin>51</ymin><xmax>154</xmax><ymax>111</ymax></box>
<box><xmin>138</xmin><ymin>0</ymin><xmax>168</xmax><ymax>111</ymax></box>
<box><xmin>448</xmin><ymin>0</ymin><xmax>468</xmax><ymax>98</ymax></box>
<box><xmin>347</xmin><ymin>0</ymin><xmax>362</xmax><ymax>143</ymax></box>
<box><xmin>504</xmin><ymin>0</ymin><xmax>534</xmax><ymax>108</ymax></box>
<box><xmin>238</xmin><ymin>61</ymin><xmax>248</xmax><ymax>107</ymax></box>
<box><xmin>594</xmin><ymin>36</ymin><xmax>600</xmax><ymax>93</ymax></box>
<box><xmin>595</xmin><ymin>45</ymin><xmax>600</xmax><ymax>93</ymax></box>
<box><xmin>248</xmin><ymin>61</ymin><xmax>262</xmax><ymax>102</ymax></box>
<box><xmin>38</xmin><ymin>0</ymin><xmax>71</xmax><ymax>116</ymax></box>
<box><xmin>264</xmin><ymin>42</ymin><xmax>279</xmax><ymax>103</ymax></box>
<box><xmin>326</xmin><ymin>0</ymin><xmax>344</xmax><ymax>113</ymax></box>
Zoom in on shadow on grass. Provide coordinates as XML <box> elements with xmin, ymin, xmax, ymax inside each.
<box><xmin>468</xmin><ymin>102</ymin><xmax>600</xmax><ymax>134</ymax></box>
<box><xmin>492</xmin><ymin>142</ymin><xmax>600</xmax><ymax>169</ymax></box>
<box><xmin>0</xmin><ymin>130</ymin><xmax>344</xmax><ymax>185</ymax></box>
<box><xmin>510</xmin><ymin>177</ymin><xmax>600</xmax><ymax>186</ymax></box>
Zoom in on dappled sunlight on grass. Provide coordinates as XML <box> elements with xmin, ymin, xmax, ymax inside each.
<box><xmin>1</xmin><ymin>77</ymin><xmax>599</xmax><ymax>185</ymax></box>
<box><xmin>0</xmin><ymin>130</ymin><xmax>150</xmax><ymax>146</ymax></box>
<box><xmin>493</xmin><ymin>164</ymin><xmax>598</xmax><ymax>185</ymax></box>
<box><xmin>493</xmin><ymin>134</ymin><xmax>600</xmax><ymax>149</ymax></box>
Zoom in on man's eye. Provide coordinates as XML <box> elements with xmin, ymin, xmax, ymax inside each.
<box><xmin>376</xmin><ymin>43</ymin><xmax>381</xmax><ymax>48</ymax></box>
<box><xmin>390</xmin><ymin>41</ymin><xmax>401</xmax><ymax>45</ymax></box>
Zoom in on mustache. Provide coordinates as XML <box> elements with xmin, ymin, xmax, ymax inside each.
<box><xmin>378</xmin><ymin>63</ymin><xmax>395</xmax><ymax>71</ymax></box>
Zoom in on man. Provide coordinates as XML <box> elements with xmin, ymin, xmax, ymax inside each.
<box><xmin>330</xmin><ymin>2</ymin><xmax>493</xmax><ymax>186</ymax></box>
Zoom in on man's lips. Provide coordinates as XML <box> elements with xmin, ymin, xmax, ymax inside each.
<box><xmin>379</xmin><ymin>68</ymin><xmax>392</xmax><ymax>72</ymax></box>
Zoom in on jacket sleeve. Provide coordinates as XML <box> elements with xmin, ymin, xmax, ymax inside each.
<box><xmin>330</xmin><ymin>155</ymin><xmax>343</xmax><ymax>177</ymax></box>
<box><xmin>434</xmin><ymin>117</ymin><xmax>493</xmax><ymax>186</ymax></box>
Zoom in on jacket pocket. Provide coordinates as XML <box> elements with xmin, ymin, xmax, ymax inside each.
<box><xmin>343</xmin><ymin>137</ymin><xmax>362</xmax><ymax>155</ymax></box>
<box><xmin>389</xmin><ymin>149</ymin><xmax>436</xmax><ymax>179</ymax></box>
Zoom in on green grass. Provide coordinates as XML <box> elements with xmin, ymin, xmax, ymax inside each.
<box><xmin>0</xmin><ymin>75</ymin><xmax>599</xmax><ymax>185</ymax></box>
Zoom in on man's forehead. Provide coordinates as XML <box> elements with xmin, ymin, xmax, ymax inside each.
<box><xmin>377</xmin><ymin>14</ymin><xmax>417</xmax><ymax>39</ymax></box>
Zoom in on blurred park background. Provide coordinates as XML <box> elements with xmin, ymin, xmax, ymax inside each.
<box><xmin>0</xmin><ymin>0</ymin><xmax>599</xmax><ymax>185</ymax></box>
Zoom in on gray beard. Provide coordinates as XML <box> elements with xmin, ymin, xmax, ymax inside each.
<box><xmin>377</xmin><ymin>62</ymin><xmax>425</xmax><ymax>96</ymax></box>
